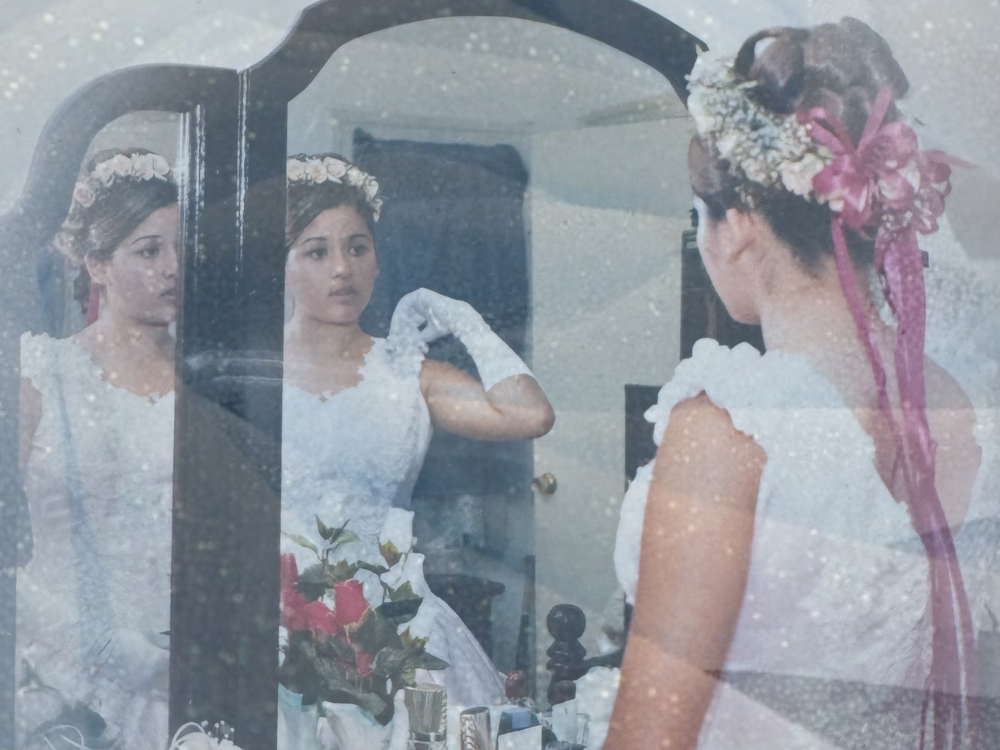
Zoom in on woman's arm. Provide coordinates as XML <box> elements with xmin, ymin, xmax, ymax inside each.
<box><xmin>419</xmin><ymin>359</ymin><xmax>555</xmax><ymax>441</ymax></box>
<box><xmin>604</xmin><ymin>392</ymin><xmax>765</xmax><ymax>750</ymax></box>
<box><xmin>19</xmin><ymin>376</ymin><xmax>42</xmax><ymax>477</ymax></box>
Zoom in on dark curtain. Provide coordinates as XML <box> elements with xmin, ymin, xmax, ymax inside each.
<box><xmin>353</xmin><ymin>129</ymin><xmax>532</xmax><ymax>504</ymax></box>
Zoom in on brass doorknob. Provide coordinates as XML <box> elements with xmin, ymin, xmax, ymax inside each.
<box><xmin>532</xmin><ymin>473</ymin><xmax>558</xmax><ymax>496</ymax></box>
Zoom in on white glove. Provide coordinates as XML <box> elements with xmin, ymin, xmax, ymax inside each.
<box><xmin>389</xmin><ymin>288</ymin><xmax>533</xmax><ymax>391</ymax></box>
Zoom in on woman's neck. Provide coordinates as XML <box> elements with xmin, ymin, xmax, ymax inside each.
<box><xmin>284</xmin><ymin>314</ymin><xmax>369</xmax><ymax>361</ymax></box>
<box><xmin>757</xmin><ymin>259</ymin><xmax>895</xmax><ymax>400</ymax></box>
<box><xmin>75</xmin><ymin>309</ymin><xmax>176</xmax><ymax>396</ymax></box>
<box><xmin>82</xmin><ymin>311</ymin><xmax>175</xmax><ymax>360</ymax></box>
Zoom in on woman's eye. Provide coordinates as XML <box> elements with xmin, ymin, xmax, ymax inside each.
<box><xmin>349</xmin><ymin>243</ymin><xmax>371</xmax><ymax>257</ymax></box>
<box><xmin>306</xmin><ymin>247</ymin><xmax>327</xmax><ymax>259</ymax></box>
<box><xmin>136</xmin><ymin>244</ymin><xmax>160</xmax><ymax>258</ymax></box>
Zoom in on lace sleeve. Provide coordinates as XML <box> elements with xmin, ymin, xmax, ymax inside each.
<box><xmin>19</xmin><ymin>331</ymin><xmax>56</xmax><ymax>392</ymax></box>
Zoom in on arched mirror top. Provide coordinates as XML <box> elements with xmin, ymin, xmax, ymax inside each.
<box><xmin>243</xmin><ymin>0</ymin><xmax>703</xmax><ymax>106</ymax></box>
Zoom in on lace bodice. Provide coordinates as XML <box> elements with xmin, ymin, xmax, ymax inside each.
<box><xmin>19</xmin><ymin>332</ymin><xmax>174</xmax><ymax>642</ymax></box>
<box><xmin>17</xmin><ymin>332</ymin><xmax>174</xmax><ymax>748</ymax></box>
<box><xmin>279</xmin><ymin>334</ymin><xmax>505</xmax><ymax>708</ymax></box>
<box><xmin>280</xmin><ymin>336</ymin><xmax>431</xmax><ymax>562</ymax></box>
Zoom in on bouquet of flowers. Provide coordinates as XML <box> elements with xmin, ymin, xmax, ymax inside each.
<box><xmin>278</xmin><ymin>517</ymin><xmax>448</xmax><ymax>725</ymax></box>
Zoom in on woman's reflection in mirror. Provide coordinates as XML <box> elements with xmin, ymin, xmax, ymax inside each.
<box><xmin>17</xmin><ymin>149</ymin><xmax>178</xmax><ymax>750</ymax></box>
<box><xmin>280</xmin><ymin>154</ymin><xmax>554</xmax><ymax>722</ymax></box>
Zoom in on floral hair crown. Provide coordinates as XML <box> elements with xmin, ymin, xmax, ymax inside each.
<box><xmin>71</xmin><ymin>151</ymin><xmax>173</xmax><ymax>211</ymax></box>
<box><xmin>686</xmin><ymin>50</ymin><xmax>832</xmax><ymax>205</ymax></box>
<box><xmin>685</xmin><ymin>49</ymin><xmax>959</xmax><ymax>239</ymax></box>
<box><xmin>286</xmin><ymin>155</ymin><xmax>383</xmax><ymax>222</ymax></box>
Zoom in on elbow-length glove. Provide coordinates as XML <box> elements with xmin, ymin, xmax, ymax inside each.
<box><xmin>389</xmin><ymin>288</ymin><xmax>533</xmax><ymax>391</ymax></box>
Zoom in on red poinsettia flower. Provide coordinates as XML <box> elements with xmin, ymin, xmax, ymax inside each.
<box><xmin>331</xmin><ymin>579</ymin><xmax>369</xmax><ymax>627</ymax></box>
<box><xmin>280</xmin><ymin>553</ymin><xmax>341</xmax><ymax>635</ymax></box>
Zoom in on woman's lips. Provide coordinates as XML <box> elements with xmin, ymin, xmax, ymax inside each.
<box><xmin>160</xmin><ymin>288</ymin><xmax>177</xmax><ymax>299</ymax></box>
<box><xmin>330</xmin><ymin>288</ymin><xmax>357</xmax><ymax>297</ymax></box>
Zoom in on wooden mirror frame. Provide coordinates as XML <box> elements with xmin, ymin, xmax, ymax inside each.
<box><xmin>0</xmin><ymin>2</ymin><xmax>702</xmax><ymax>747</ymax></box>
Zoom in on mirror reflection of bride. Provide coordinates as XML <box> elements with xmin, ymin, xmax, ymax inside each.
<box><xmin>17</xmin><ymin>149</ymin><xmax>179</xmax><ymax>750</ymax></box>
<box><xmin>278</xmin><ymin>154</ymin><xmax>555</xmax><ymax>723</ymax></box>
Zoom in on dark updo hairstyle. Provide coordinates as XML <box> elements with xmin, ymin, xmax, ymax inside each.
<box><xmin>55</xmin><ymin>147</ymin><xmax>179</xmax><ymax>264</ymax></box>
<box><xmin>688</xmin><ymin>18</ymin><xmax>910</xmax><ymax>272</ymax></box>
<box><xmin>285</xmin><ymin>153</ymin><xmax>378</xmax><ymax>251</ymax></box>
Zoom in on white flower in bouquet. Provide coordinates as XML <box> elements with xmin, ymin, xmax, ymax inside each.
<box><xmin>379</xmin><ymin>508</ymin><xmax>414</xmax><ymax>555</ymax></box>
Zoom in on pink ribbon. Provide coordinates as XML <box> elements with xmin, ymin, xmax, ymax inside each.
<box><xmin>802</xmin><ymin>90</ymin><xmax>981</xmax><ymax>749</ymax></box>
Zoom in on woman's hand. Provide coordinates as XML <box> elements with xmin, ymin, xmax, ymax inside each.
<box><xmin>389</xmin><ymin>288</ymin><xmax>480</xmax><ymax>345</ymax></box>
<box><xmin>604</xmin><ymin>393</ymin><xmax>764</xmax><ymax>750</ymax></box>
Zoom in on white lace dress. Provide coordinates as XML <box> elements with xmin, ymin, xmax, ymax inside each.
<box><xmin>280</xmin><ymin>335</ymin><xmax>506</xmax><ymax>709</ymax></box>
<box><xmin>16</xmin><ymin>332</ymin><xmax>174</xmax><ymax>750</ymax></box>
<box><xmin>580</xmin><ymin>337</ymin><xmax>1000</xmax><ymax>750</ymax></box>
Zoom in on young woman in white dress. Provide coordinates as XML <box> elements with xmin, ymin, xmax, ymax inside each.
<box><xmin>598</xmin><ymin>19</ymin><xmax>996</xmax><ymax>750</ymax></box>
<box><xmin>17</xmin><ymin>149</ymin><xmax>179</xmax><ymax>749</ymax></box>
<box><xmin>280</xmin><ymin>154</ymin><xmax>555</xmax><ymax>711</ymax></box>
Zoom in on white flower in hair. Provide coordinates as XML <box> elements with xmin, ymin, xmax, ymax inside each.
<box><xmin>73</xmin><ymin>182</ymin><xmax>96</xmax><ymax>208</ymax></box>
<box><xmin>286</xmin><ymin>155</ymin><xmax>383</xmax><ymax>221</ymax></box>
<box><xmin>686</xmin><ymin>48</ymin><xmax>831</xmax><ymax>203</ymax></box>
<box><xmin>325</xmin><ymin>157</ymin><xmax>349</xmax><ymax>181</ymax></box>
<box><xmin>780</xmin><ymin>153</ymin><xmax>828</xmax><ymax>197</ymax></box>
<box><xmin>305</xmin><ymin>158</ymin><xmax>327</xmax><ymax>183</ymax></box>
<box><xmin>93</xmin><ymin>159</ymin><xmax>118</xmax><ymax>186</ymax></box>
<box><xmin>151</xmin><ymin>154</ymin><xmax>171</xmax><ymax>178</ymax></box>
<box><xmin>344</xmin><ymin>165</ymin><xmax>363</xmax><ymax>186</ymax></box>
<box><xmin>134</xmin><ymin>154</ymin><xmax>156</xmax><ymax>180</ymax></box>
<box><xmin>286</xmin><ymin>159</ymin><xmax>307</xmax><ymax>182</ymax></box>
<box><xmin>109</xmin><ymin>153</ymin><xmax>133</xmax><ymax>177</ymax></box>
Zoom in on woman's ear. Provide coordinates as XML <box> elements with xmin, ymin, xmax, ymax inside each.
<box><xmin>721</xmin><ymin>208</ymin><xmax>761</xmax><ymax>265</ymax></box>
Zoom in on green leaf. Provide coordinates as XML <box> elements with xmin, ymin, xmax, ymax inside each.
<box><xmin>410</xmin><ymin>651</ymin><xmax>449</xmax><ymax>672</ymax></box>
<box><xmin>316</xmin><ymin>516</ymin><xmax>335</xmax><ymax>541</ymax></box>
<box><xmin>353</xmin><ymin>610</ymin><xmax>404</xmax><ymax>654</ymax></box>
<box><xmin>375</xmin><ymin>599</ymin><xmax>421</xmax><ymax>627</ymax></box>
<box><xmin>329</xmin><ymin>560</ymin><xmax>359</xmax><ymax>582</ymax></box>
<box><xmin>282</xmin><ymin>533</ymin><xmax>320</xmax><ymax>558</ymax></box>
<box><xmin>320</xmin><ymin>518</ymin><xmax>359</xmax><ymax>548</ymax></box>
<box><xmin>387</xmin><ymin>582</ymin><xmax>420</xmax><ymax>603</ymax></box>
<box><xmin>355</xmin><ymin>560</ymin><xmax>389</xmax><ymax>577</ymax></box>
<box><xmin>331</xmin><ymin>529</ymin><xmax>361</xmax><ymax>547</ymax></box>
<box><xmin>297</xmin><ymin>564</ymin><xmax>331</xmax><ymax>601</ymax></box>
<box><xmin>379</xmin><ymin>541</ymin><xmax>401</xmax><ymax>568</ymax></box>
<box><xmin>371</xmin><ymin>647</ymin><xmax>409</xmax><ymax>678</ymax></box>
<box><xmin>400</xmin><ymin>665</ymin><xmax>417</xmax><ymax>687</ymax></box>
<box><xmin>313</xmin><ymin>632</ymin><xmax>355</xmax><ymax>663</ymax></box>
<box><xmin>399</xmin><ymin>629</ymin><xmax>429</xmax><ymax>653</ymax></box>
